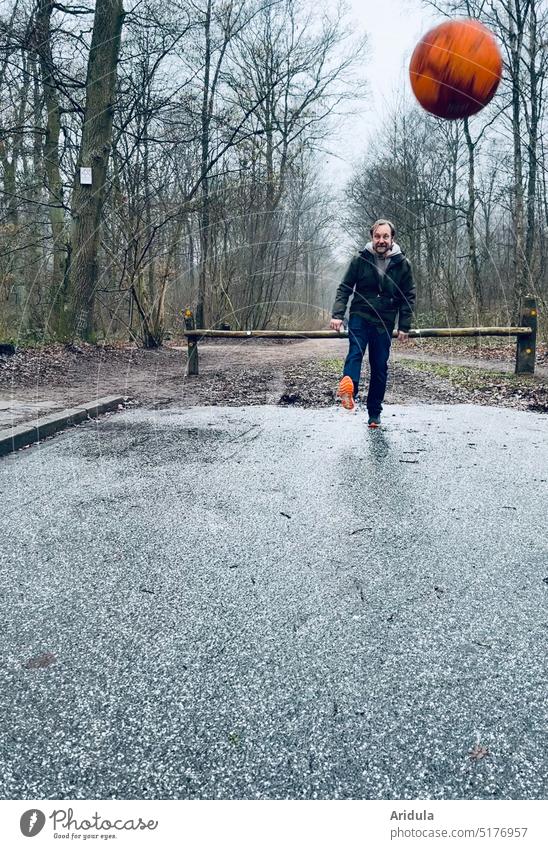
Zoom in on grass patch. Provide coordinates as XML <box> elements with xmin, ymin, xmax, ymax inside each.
<box><xmin>399</xmin><ymin>358</ymin><xmax>537</xmax><ymax>389</ymax></box>
<box><xmin>319</xmin><ymin>357</ymin><xmax>344</xmax><ymax>372</ymax></box>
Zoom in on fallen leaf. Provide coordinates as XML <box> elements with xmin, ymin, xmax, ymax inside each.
<box><xmin>23</xmin><ymin>651</ymin><xmax>56</xmax><ymax>669</ymax></box>
<box><xmin>469</xmin><ymin>745</ymin><xmax>490</xmax><ymax>761</ymax></box>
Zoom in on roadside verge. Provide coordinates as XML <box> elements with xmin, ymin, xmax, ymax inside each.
<box><xmin>0</xmin><ymin>395</ymin><xmax>129</xmax><ymax>457</ymax></box>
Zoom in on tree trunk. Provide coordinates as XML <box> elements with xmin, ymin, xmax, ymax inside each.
<box><xmin>68</xmin><ymin>0</ymin><xmax>125</xmax><ymax>340</ymax></box>
<box><xmin>196</xmin><ymin>0</ymin><xmax>212</xmax><ymax>330</ymax></box>
<box><xmin>525</xmin><ymin>1</ymin><xmax>541</xmax><ymax>276</ymax></box>
<box><xmin>0</xmin><ymin>62</ymin><xmax>30</xmax><ymax>326</ymax></box>
<box><xmin>508</xmin><ymin>2</ymin><xmax>526</xmax><ymax>317</ymax></box>
<box><xmin>34</xmin><ymin>0</ymin><xmax>70</xmax><ymax>331</ymax></box>
<box><xmin>463</xmin><ymin>118</ymin><xmax>483</xmax><ymax>313</ymax></box>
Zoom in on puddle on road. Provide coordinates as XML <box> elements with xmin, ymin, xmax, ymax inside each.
<box><xmin>72</xmin><ymin>420</ymin><xmax>230</xmax><ymax>461</ymax></box>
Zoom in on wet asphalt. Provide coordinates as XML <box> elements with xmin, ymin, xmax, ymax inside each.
<box><xmin>0</xmin><ymin>403</ymin><xmax>547</xmax><ymax>800</ymax></box>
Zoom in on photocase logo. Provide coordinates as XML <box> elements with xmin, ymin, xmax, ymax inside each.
<box><xmin>20</xmin><ymin>809</ymin><xmax>46</xmax><ymax>837</ymax></box>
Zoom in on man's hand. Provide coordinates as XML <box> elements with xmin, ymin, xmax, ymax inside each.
<box><xmin>330</xmin><ymin>318</ymin><xmax>344</xmax><ymax>332</ymax></box>
<box><xmin>397</xmin><ymin>331</ymin><xmax>409</xmax><ymax>342</ymax></box>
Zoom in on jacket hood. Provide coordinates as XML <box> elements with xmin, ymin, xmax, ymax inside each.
<box><xmin>363</xmin><ymin>241</ymin><xmax>402</xmax><ymax>258</ymax></box>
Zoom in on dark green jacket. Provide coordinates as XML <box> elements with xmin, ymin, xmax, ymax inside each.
<box><xmin>332</xmin><ymin>245</ymin><xmax>416</xmax><ymax>333</ymax></box>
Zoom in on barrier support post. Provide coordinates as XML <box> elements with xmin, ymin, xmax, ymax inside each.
<box><xmin>515</xmin><ymin>295</ymin><xmax>537</xmax><ymax>375</ymax></box>
<box><xmin>184</xmin><ymin>309</ymin><xmax>199</xmax><ymax>376</ymax></box>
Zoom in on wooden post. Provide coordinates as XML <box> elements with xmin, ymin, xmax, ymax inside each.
<box><xmin>515</xmin><ymin>295</ymin><xmax>537</xmax><ymax>375</ymax></box>
<box><xmin>184</xmin><ymin>309</ymin><xmax>198</xmax><ymax>376</ymax></box>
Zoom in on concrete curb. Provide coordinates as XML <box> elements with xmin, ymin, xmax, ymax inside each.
<box><xmin>0</xmin><ymin>395</ymin><xmax>129</xmax><ymax>457</ymax></box>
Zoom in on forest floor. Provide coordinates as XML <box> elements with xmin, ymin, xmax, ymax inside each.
<box><xmin>0</xmin><ymin>336</ymin><xmax>547</xmax><ymax>425</ymax></box>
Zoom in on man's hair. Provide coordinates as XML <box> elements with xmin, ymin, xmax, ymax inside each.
<box><xmin>370</xmin><ymin>218</ymin><xmax>395</xmax><ymax>237</ymax></box>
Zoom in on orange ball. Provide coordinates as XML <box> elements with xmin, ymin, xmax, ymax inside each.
<box><xmin>409</xmin><ymin>18</ymin><xmax>502</xmax><ymax>120</ymax></box>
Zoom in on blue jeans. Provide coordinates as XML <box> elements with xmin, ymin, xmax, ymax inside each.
<box><xmin>343</xmin><ymin>315</ymin><xmax>392</xmax><ymax>416</ymax></box>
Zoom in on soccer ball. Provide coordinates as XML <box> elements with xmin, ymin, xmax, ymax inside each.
<box><xmin>409</xmin><ymin>18</ymin><xmax>502</xmax><ymax>120</ymax></box>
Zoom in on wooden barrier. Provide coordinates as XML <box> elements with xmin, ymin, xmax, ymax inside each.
<box><xmin>182</xmin><ymin>297</ymin><xmax>537</xmax><ymax>377</ymax></box>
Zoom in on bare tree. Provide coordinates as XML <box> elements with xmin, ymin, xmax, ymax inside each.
<box><xmin>32</xmin><ymin>0</ymin><xmax>70</xmax><ymax>326</ymax></box>
<box><xmin>225</xmin><ymin>0</ymin><xmax>364</xmax><ymax>328</ymax></box>
<box><xmin>67</xmin><ymin>0</ymin><xmax>125</xmax><ymax>340</ymax></box>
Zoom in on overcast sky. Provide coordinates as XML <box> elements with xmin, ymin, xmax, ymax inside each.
<box><xmin>324</xmin><ymin>0</ymin><xmax>440</xmax><ymax>185</ymax></box>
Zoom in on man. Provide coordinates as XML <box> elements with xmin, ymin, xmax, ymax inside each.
<box><xmin>330</xmin><ymin>219</ymin><xmax>415</xmax><ymax>428</ymax></box>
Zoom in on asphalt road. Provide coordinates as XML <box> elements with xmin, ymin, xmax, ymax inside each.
<box><xmin>1</xmin><ymin>403</ymin><xmax>547</xmax><ymax>800</ymax></box>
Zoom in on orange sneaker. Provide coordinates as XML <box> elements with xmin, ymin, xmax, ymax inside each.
<box><xmin>337</xmin><ymin>376</ymin><xmax>355</xmax><ymax>410</ymax></box>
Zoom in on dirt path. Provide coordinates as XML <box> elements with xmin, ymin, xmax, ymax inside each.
<box><xmin>0</xmin><ymin>338</ymin><xmax>546</xmax><ymax>428</ymax></box>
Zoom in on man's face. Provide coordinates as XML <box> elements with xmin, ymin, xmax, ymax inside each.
<box><xmin>372</xmin><ymin>225</ymin><xmax>393</xmax><ymax>255</ymax></box>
